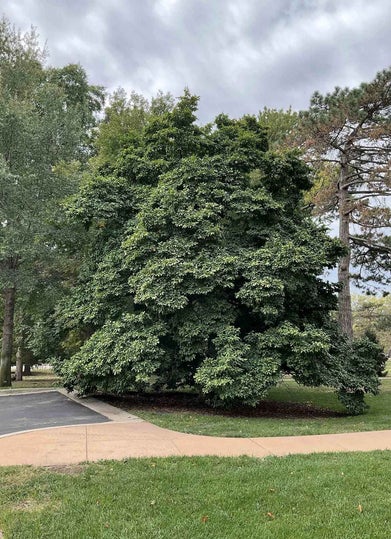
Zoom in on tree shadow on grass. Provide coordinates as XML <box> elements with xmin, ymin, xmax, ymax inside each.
<box><xmin>100</xmin><ymin>391</ymin><xmax>345</xmax><ymax>419</ymax></box>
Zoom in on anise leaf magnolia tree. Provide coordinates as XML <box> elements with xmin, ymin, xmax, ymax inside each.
<box><xmin>55</xmin><ymin>91</ymin><xmax>382</xmax><ymax>414</ymax></box>
<box><xmin>297</xmin><ymin>68</ymin><xmax>391</xmax><ymax>338</ymax></box>
<box><xmin>0</xmin><ymin>18</ymin><xmax>104</xmax><ymax>386</ymax></box>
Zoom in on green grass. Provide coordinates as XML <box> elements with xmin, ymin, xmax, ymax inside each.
<box><xmin>0</xmin><ymin>370</ymin><xmax>60</xmax><ymax>390</ymax></box>
<box><xmin>0</xmin><ymin>453</ymin><xmax>391</xmax><ymax>538</ymax></box>
<box><xmin>124</xmin><ymin>377</ymin><xmax>391</xmax><ymax>438</ymax></box>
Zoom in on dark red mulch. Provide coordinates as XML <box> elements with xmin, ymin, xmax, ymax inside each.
<box><xmin>100</xmin><ymin>391</ymin><xmax>345</xmax><ymax>419</ymax></box>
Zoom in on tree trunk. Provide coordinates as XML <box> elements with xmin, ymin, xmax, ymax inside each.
<box><xmin>0</xmin><ymin>287</ymin><xmax>16</xmax><ymax>387</ymax></box>
<box><xmin>23</xmin><ymin>357</ymin><xmax>32</xmax><ymax>376</ymax></box>
<box><xmin>15</xmin><ymin>326</ymin><xmax>30</xmax><ymax>381</ymax></box>
<box><xmin>15</xmin><ymin>347</ymin><xmax>23</xmax><ymax>381</ymax></box>
<box><xmin>338</xmin><ymin>158</ymin><xmax>353</xmax><ymax>339</ymax></box>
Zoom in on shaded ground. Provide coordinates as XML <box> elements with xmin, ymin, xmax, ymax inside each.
<box><xmin>102</xmin><ymin>390</ymin><xmax>344</xmax><ymax>419</ymax></box>
<box><xmin>0</xmin><ymin>391</ymin><xmax>109</xmax><ymax>436</ymax></box>
<box><xmin>99</xmin><ymin>379</ymin><xmax>391</xmax><ymax>438</ymax></box>
<box><xmin>3</xmin><ymin>369</ymin><xmax>60</xmax><ymax>391</ymax></box>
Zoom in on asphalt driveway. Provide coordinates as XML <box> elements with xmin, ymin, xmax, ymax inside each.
<box><xmin>0</xmin><ymin>391</ymin><xmax>110</xmax><ymax>436</ymax></box>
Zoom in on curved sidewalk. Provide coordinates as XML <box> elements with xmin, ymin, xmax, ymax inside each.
<box><xmin>1</xmin><ymin>408</ymin><xmax>391</xmax><ymax>466</ymax></box>
<box><xmin>1</xmin><ymin>389</ymin><xmax>390</xmax><ymax>466</ymax></box>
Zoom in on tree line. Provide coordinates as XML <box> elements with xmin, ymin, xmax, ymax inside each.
<box><xmin>0</xmin><ymin>17</ymin><xmax>389</xmax><ymax>413</ymax></box>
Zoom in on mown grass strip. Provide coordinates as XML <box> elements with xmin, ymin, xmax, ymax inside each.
<box><xmin>1</xmin><ymin>452</ymin><xmax>391</xmax><ymax>538</ymax></box>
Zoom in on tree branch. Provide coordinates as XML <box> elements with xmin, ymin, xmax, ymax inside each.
<box><xmin>349</xmin><ymin>235</ymin><xmax>391</xmax><ymax>253</ymax></box>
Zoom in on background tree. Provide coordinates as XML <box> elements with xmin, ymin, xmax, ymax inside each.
<box><xmin>56</xmin><ymin>92</ymin><xmax>381</xmax><ymax>414</ymax></box>
<box><xmin>0</xmin><ymin>17</ymin><xmax>103</xmax><ymax>386</ymax></box>
<box><xmin>258</xmin><ymin>107</ymin><xmax>298</xmax><ymax>150</ymax></box>
<box><xmin>297</xmin><ymin>68</ymin><xmax>391</xmax><ymax>338</ymax></box>
<box><xmin>26</xmin><ymin>89</ymin><xmax>175</xmax><ymax>372</ymax></box>
<box><xmin>352</xmin><ymin>294</ymin><xmax>391</xmax><ymax>354</ymax></box>
<box><xmin>93</xmin><ymin>88</ymin><xmax>174</xmax><ymax>168</ymax></box>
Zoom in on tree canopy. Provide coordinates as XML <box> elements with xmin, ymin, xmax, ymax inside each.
<box><xmin>55</xmin><ymin>92</ymin><xmax>381</xmax><ymax>414</ymax></box>
<box><xmin>0</xmin><ymin>17</ymin><xmax>104</xmax><ymax>386</ymax></box>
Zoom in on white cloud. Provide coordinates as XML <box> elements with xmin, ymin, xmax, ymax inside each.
<box><xmin>3</xmin><ymin>0</ymin><xmax>391</xmax><ymax>121</ymax></box>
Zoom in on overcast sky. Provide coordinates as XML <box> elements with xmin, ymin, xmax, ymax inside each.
<box><xmin>4</xmin><ymin>0</ymin><xmax>391</xmax><ymax>122</ymax></box>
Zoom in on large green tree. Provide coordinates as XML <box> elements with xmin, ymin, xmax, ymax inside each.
<box><xmin>0</xmin><ymin>18</ymin><xmax>103</xmax><ymax>386</ymax></box>
<box><xmin>297</xmin><ymin>69</ymin><xmax>391</xmax><ymax>338</ymax></box>
<box><xmin>57</xmin><ymin>92</ymin><xmax>380</xmax><ymax>414</ymax></box>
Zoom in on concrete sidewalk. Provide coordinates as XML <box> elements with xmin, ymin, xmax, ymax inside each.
<box><xmin>1</xmin><ymin>390</ymin><xmax>390</xmax><ymax>466</ymax></box>
<box><xmin>1</xmin><ymin>418</ymin><xmax>391</xmax><ymax>466</ymax></box>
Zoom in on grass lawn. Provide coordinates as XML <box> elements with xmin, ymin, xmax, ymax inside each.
<box><xmin>117</xmin><ymin>376</ymin><xmax>391</xmax><ymax>438</ymax></box>
<box><xmin>0</xmin><ymin>452</ymin><xmax>390</xmax><ymax>538</ymax></box>
<box><xmin>0</xmin><ymin>370</ymin><xmax>60</xmax><ymax>391</ymax></box>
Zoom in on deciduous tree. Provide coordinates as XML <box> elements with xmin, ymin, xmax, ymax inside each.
<box><xmin>57</xmin><ymin>92</ymin><xmax>380</xmax><ymax>414</ymax></box>
<box><xmin>353</xmin><ymin>294</ymin><xmax>391</xmax><ymax>354</ymax></box>
<box><xmin>0</xmin><ymin>18</ymin><xmax>103</xmax><ymax>386</ymax></box>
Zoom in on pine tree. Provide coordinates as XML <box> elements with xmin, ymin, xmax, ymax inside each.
<box><xmin>297</xmin><ymin>68</ymin><xmax>391</xmax><ymax>337</ymax></box>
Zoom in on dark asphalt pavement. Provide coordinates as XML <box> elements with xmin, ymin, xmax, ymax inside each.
<box><xmin>0</xmin><ymin>391</ymin><xmax>109</xmax><ymax>436</ymax></box>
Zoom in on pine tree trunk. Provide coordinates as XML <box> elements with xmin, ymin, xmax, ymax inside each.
<box><xmin>338</xmin><ymin>158</ymin><xmax>353</xmax><ymax>339</ymax></box>
<box><xmin>0</xmin><ymin>287</ymin><xmax>16</xmax><ymax>387</ymax></box>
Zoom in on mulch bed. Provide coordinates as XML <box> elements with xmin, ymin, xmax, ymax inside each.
<box><xmin>101</xmin><ymin>391</ymin><xmax>344</xmax><ymax>419</ymax></box>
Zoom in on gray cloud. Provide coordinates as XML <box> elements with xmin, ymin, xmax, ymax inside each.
<box><xmin>4</xmin><ymin>0</ymin><xmax>391</xmax><ymax>122</ymax></box>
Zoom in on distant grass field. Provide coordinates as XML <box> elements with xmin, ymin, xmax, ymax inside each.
<box><xmin>0</xmin><ymin>369</ymin><xmax>60</xmax><ymax>390</ymax></box>
<box><xmin>1</xmin><ymin>453</ymin><xmax>391</xmax><ymax>539</ymax></box>
<box><xmin>120</xmin><ymin>376</ymin><xmax>391</xmax><ymax>438</ymax></box>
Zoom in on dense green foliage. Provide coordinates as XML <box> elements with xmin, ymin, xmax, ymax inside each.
<box><xmin>0</xmin><ymin>17</ymin><xmax>104</xmax><ymax>385</ymax></box>
<box><xmin>54</xmin><ymin>92</ymin><xmax>381</xmax><ymax>414</ymax></box>
<box><xmin>258</xmin><ymin>106</ymin><xmax>298</xmax><ymax>150</ymax></box>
